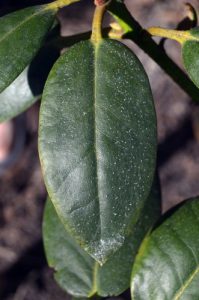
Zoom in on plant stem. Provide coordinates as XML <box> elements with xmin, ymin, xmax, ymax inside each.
<box><xmin>91</xmin><ymin>5</ymin><xmax>105</xmax><ymax>44</ymax></box>
<box><xmin>91</xmin><ymin>1</ymin><xmax>110</xmax><ymax>44</ymax></box>
<box><xmin>108</xmin><ymin>1</ymin><xmax>199</xmax><ymax>102</ymax></box>
<box><xmin>94</xmin><ymin>0</ymin><xmax>106</xmax><ymax>6</ymax></box>
<box><xmin>46</xmin><ymin>0</ymin><xmax>80</xmax><ymax>11</ymax></box>
<box><xmin>148</xmin><ymin>27</ymin><xmax>197</xmax><ymax>44</ymax></box>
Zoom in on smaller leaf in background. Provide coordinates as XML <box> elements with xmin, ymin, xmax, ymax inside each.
<box><xmin>147</xmin><ymin>26</ymin><xmax>199</xmax><ymax>89</ymax></box>
<box><xmin>0</xmin><ymin>45</ymin><xmax>59</xmax><ymax>123</ymax></box>
<box><xmin>131</xmin><ymin>197</ymin><xmax>199</xmax><ymax>300</ymax></box>
<box><xmin>43</xmin><ymin>199</ymin><xmax>95</xmax><ymax>298</ymax></box>
<box><xmin>0</xmin><ymin>4</ymin><xmax>56</xmax><ymax>93</ymax></box>
<box><xmin>0</xmin><ymin>67</ymin><xmax>37</xmax><ymax>123</ymax></box>
<box><xmin>182</xmin><ymin>28</ymin><xmax>199</xmax><ymax>89</ymax></box>
<box><xmin>43</xmin><ymin>178</ymin><xmax>161</xmax><ymax>298</ymax></box>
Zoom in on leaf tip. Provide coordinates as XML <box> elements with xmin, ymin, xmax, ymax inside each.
<box><xmin>86</xmin><ymin>235</ymin><xmax>125</xmax><ymax>265</ymax></box>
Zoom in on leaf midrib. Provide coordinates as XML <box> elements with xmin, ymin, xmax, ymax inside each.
<box><xmin>0</xmin><ymin>7</ymin><xmax>42</xmax><ymax>44</ymax></box>
<box><xmin>93</xmin><ymin>41</ymin><xmax>102</xmax><ymax>242</ymax></box>
<box><xmin>173</xmin><ymin>265</ymin><xmax>199</xmax><ymax>300</ymax></box>
<box><xmin>88</xmin><ymin>261</ymin><xmax>99</xmax><ymax>297</ymax></box>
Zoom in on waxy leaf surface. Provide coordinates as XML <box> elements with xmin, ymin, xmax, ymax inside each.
<box><xmin>0</xmin><ymin>67</ymin><xmax>37</xmax><ymax>122</ymax></box>
<box><xmin>43</xmin><ymin>179</ymin><xmax>161</xmax><ymax>297</ymax></box>
<box><xmin>39</xmin><ymin>39</ymin><xmax>157</xmax><ymax>264</ymax></box>
<box><xmin>0</xmin><ymin>45</ymin><xmax>59</xmax><ymax>122</ymax></box>
<box><xmin>131</xmin><ymin>197</ymin><xmax>199</xmax><ymax>300</ymax></box>
<box><xmin>0</xmin><ymin>5</ymin><xmax>55</xmax><ymax>93</ymax></box>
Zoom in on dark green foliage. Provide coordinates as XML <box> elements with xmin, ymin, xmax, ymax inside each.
<box><xmin>131</xmin><ymin>198</ymin><xmax>199</xmax><ymax>300</ymax></box>
<box><xmin>0</xmin><ymin>45</ymin><xmax>59</xmax><ymax>122</ymax></box>
<box><xmin>2</xmin><ymin>1</ymin><xmax>198</xmax><ymax>298</ymax></box>
<box><xmin>43</xmin><ymin>178</ymin><xmax>160</xmax><ymax>297</ymax></box>
<box><xmin>0</xmin><ymin>5</ymin><xmax>55</xmax><ymax>93</ymax></box>
<box><xmin>39</xmin><ymin>38</ymin><xmax>157</xmax><ymax>264</ymax></box>
<box><xmin>181</xmin><ymin>28</ymin><xmax>199</xmax><ymax>89</ymax></box>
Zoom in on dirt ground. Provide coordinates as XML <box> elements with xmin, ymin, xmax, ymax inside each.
<box><xmin>1</xmin><ymin>0</ymin><xmax>199</xmax><ymax>299</ymax></box>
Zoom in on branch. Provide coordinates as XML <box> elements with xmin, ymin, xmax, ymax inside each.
<box><xmin>46</xmin><ymin>0</ymin><xmax>80</xmax><ymax>10</ymax></box>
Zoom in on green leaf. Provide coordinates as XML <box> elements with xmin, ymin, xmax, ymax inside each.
<box><xmin>39</xmin><ymin>39</ymin><xmax>157</xmax><ymax>264</ymax></box>
<box><xmin>43</xmin><ymin>199</ymin><xmax>95</xmax><ymax>298</ymax></box>
<box><xmin>182</xmin><ymin>29</ymin><xmax>199</xmax><ymax>89</ymax></box>
<box><xmin>146</xmin><ymin>27</ymin><xmax>199</xmax><ymax>90</ymax></box>
<box><xmin>0</xmin><ymin>5</ymin><xmax>55</xmax><ymax>93</ymax></box>
<box><xmin>0</xmin><ymin>44</ymin><xmax>59</xmax><ymax>123</ymax></box>
<box><xmin>96</xmin><ymin>177</ymin><xmax>161</xmax><ymax>296</ymax></box>
<box><xmin>43</xmin><ymin>178</ymin><xmax>161</xmax><ymax>297</ymax></box>
<box><xmin>0</xmin><ymin>67</ymin><xmax>38</xmax><ymax>122</ymax></box>
<box><xmin>131</xmin><ymin>197</ymin><xmax>199</xmax><ymax>300</ymax></box>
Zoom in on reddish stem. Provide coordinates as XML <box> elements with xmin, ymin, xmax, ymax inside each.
<box><xmin>94</xmin><ymin>0</ymin><xmax>106</xmax><ymax>6</ymax></box>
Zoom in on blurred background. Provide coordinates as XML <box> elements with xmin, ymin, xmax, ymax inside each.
<box><xmin>1</xmin><ymin>0</ymin><xmax>199</xmax><ymax>299</ymax></box>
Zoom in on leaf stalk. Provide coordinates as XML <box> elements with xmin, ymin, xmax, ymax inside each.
<box><xmin>45</xmin><ymin>0</ymin><xmax>80</xmax><ymax>11</ymax></box>
<box><xmin>91</xmin><ymin>2</ymin><xmax>110</xmax><ymax>44</ymax></box>
<box><xmin>147</xmin><ymin>27</ymin><xmax>197</xmax><ymax>44</ymax></box>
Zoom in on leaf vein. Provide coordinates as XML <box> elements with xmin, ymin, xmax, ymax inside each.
<box><xmin>0</xmin><ymin>8</ymin><xmax>42</xmax><ymax>44</ymax></box>
<box><xmin>93</xmin><ymin>44</ymin><xmax>101</xmax><ymax>242</ymax></box>
<box><xmin>167</xmin><ymin>223</ymin><xmax>198</xmax><ymax>265</ymax></box>
<box><xmin>173</xmin><ymin>266</ymin><xmax>199</xmax><ymax>300</ymax></box>
<box><xmin>56</xmin><ymin>147</ymin><xmax>93</xmax><ymax>195</ymax></box>
<box><xmin>151</xmin><ymin>236</ymin><xmax>183</xmax><ymax>286</ymax></box>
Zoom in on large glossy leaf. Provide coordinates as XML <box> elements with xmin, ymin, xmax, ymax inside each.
<box><xmin>0</xmin><ymin>4</ymin><xmax>55</xmax><ymax>93</ymax></box>
<box><xmin>0</xmin><ymin>45</ymin><xmax>59</xmax><ymax>123</ymax></box>
<box><xmin>182</xmin><ymin>29</ymin><xmax>199</xmax><ymax>89</ymax></box>
<box><xmin>43</xmin><ymin>178</ymin><xmax>161</xmax><ymax>297</ymax></box>
<box><xmin>39</xmin><ymin>39</ymin><xmax>157</xmax><ymax>264</ymax></box>
<box><xmin>131</xmin><ymin>197</ymin><xmax>199</xmax><ymax>300</ymax></box>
